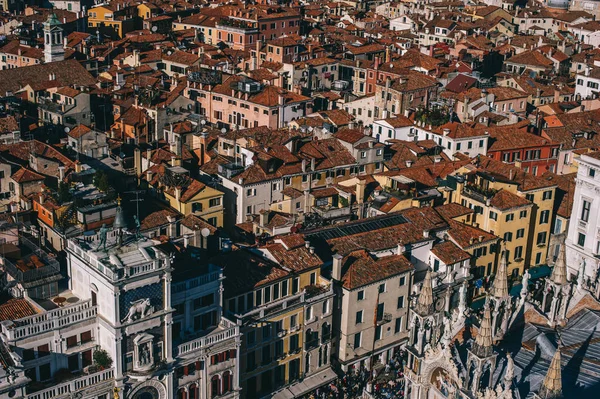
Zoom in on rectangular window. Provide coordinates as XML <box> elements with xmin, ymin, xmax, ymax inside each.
<box><xmin>505</xmin><ymin>213</ymin><xmax>514</xmax><ymax>222</ymax></box>
<box><xmin>578</xmin><ymin>232</ymin><xmax>586</xmax><ymax>247</ymax></box>
<box><xmin>290</xmin><ymin>314</ymin><xmax>297</xmax><ymax>329</ymax></box>
<box><xmin>537</xmin><ymin>232</ymin><xmax>547</xmax><ymax>246</ymax></box>
<box><xmin>247</xmin><ymin>351</ymin><xmax>256</xmax><ymax>370</ymax></box>
<box><xmin>353</xmin><ymin>332</ymin><xmax>361</xmax><ymax>349</ymax></box>
<box><xmin>397</xmin><ymin>296</ymin><xmax>405</xmax><ymax>309</ymax></box>
<box><xmin>209</xmin><ymin>197</ymin><xmax>221</xmax><ymax>207</ymax></box>
<box><xmin>539</xmin><ymin>210</ymin><xmax>550</xmax><ymax>224</ymax></box>
<box><xmin>543</xmin><ymin>191</ymin><xmax>552</xmax><ymax>200</ymax></box>
<box><xmin>589</xmin><ymin>168</ymin><xmax>596</xmax><ymax>177</ymax></box>
<box><xmin>520</xmin><ymin>210</ymin><xmax>527</xmax><ymax>219</ymax></box>
<box><xmin>355</xmin><ymin>310</ymin><xmax>363</xmax><ymax>324</ymax></box>
<box><xmin>357</xmin><ymin>290</ymin><xmax>365</xmax><ymax>300</ymax></box>
<box><xmin>517</xmin><ymin>228</ymin><xmax>525</xmax><ymax>239</ymax></box>
<box><xmin>394</xmin><ymin>317</ymin><xmax>402</xmax><ymax>333</ymax></box>
<box><xmin>378</xmin><ymin>283</ymin><xmax>386</xmax><ymax>293</ymax></box>
<box><xmin>489</xmin><ymin>211</ymin><xmax>497</xmax><ymax>221</ymax></box>
<box><xmin>375</xmin><ymin>325</ymin><xmax>382</xmax><ymax>341</ymax></box>
<box><xmin>399</xmin><ymin>276</ymin><xmax>406</xmax><ymax>286</ymax></box>
<box><xmin>262</xmin><ymin>324</ymin><xmax>271</xmax><ymax>340</ymax></box>
<box><xmin>514</xmin><ymin>246</ymin><xmax>523</xmax><ymax>260</ymax></box>
<box><xmin>582</xmin><ymin>200</ymin><xmax>591</xmax><ymax>222</ymax></box>
<box><xmin>255</xmin><ymin>290</ymin><xmax>262</xmax><ymax>306</ymax></box>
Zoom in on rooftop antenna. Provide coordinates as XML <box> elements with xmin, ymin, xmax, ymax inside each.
<box><xmin>125</xmin><ymin>189</ymin><xmax>145</xmax><ymax>227</ymax></box>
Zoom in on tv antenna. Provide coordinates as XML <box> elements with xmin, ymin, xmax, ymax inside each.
<box><xmin>125</xmin><ymin>190</ymin><xmax>145</xmax><ymax>222</ymax></box>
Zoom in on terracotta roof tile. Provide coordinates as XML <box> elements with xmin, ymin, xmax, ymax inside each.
<box><xmin>340</xmin><ymin>249</ymin><xmax>413</xmax><ymax>290</ymax></box>
<box><xmin>0</xmin><ymin>298</ymin><xmax>38</xmax><ymax>322</ymax></box>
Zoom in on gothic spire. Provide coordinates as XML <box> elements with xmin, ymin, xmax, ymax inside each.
<box><xmin>537</xmin><ymin>348</ymin><xmax>562</xmax><ymax>399</ymax></box>
<box><xmin>551</xmin><ymin>242</ymin><xmax>568</xmax><ymax>286</ymax></box>
<box><xmin>416</xmin><ymin>268</ymin><xmax>434</xmax><ymax>315</ymax></box>
<box><xmin>491</xmin><ymin>249</ymin><xmax>509</xmax><ymax>299</ymax></box>
<box><xmin>471</xmin><ymin>299</ymin><xmax>494</xmax><ymax>358</ymax></box>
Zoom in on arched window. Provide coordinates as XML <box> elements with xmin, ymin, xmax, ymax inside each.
<box><xmin>211</xmin><ymin>375</ymin><xmax>221</xmax><ymax>398</ymax></box>
<box><xmin>321</xmin><ymin>323</ymin><xmax>331</xmax><ymax>343</ymax></box>
<box><xmin>177</xmin><ymin>388</ymin><xmax>186</xmax><ymax>399</ymax></box>
<box><xmin>305</xmin><ymin>329</ymin><xmax>312</xmax><ymax>350</ymax></box>
<box><xmin>222</xmin><ymin>371</ymin><xmax>233</xmax><ymax>393</ymax></box>
<box><xmin>189</xmin><ymin>384</ymin><xmax>198</xmax><ymax>399</ymax></box>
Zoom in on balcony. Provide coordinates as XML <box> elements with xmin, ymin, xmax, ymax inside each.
<box><xmin>171</xmin><ymin>271</ymin><xmax>221</xmax><ymax>295</ymax></box>
<box><xmin>1</xmin><ymin>299</ymin><xmax>97</xmax><ymax>342</ymax></box>
<box><xmin>216</xmin><ymin>18</ymin><xmax>259</xmax><ymax>33</ymax></box>
<box><xmin>312</xmin><ymin>205</ymin><xmax>352</xmax><ymax>220</ymax></box>
<box><xmin>462</xmin><ymin>185</ymin><xmax>497</xmax><ymax>204</ymax></box>
<box><xmin>176</xmin><ymin>318</ymin><xmax>239</xmax><ymax>357</ymax></box>
<box><xmin>25</xmin><ymin>368</ymin><xmax>114</xmax><ymax>399</ymax></box>
<box><xmin>0</xmin><ymin>236</ymin><xmax>60</xmax><ymax>283</ymax></box>
<box><xmin>376</xmin><ymin>313</ymin><xmax>392</xmax><ymax>326</ymax></box>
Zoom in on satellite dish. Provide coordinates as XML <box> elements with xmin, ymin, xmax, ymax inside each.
<box><xmin>64</xmin><ymin>127</ymin><xmax>71</xmax><ymax>133</ymax></box>
<box><xmin>200</xmin><ymin>119</ymin><xmax>206</xmax><ymax>126</ymax></box>
<box><xmin>201</xmin><ymin>228</ymin><xmax>211</xmax><ymax>237</ymax></box>
<box><xmin>151</xmin><ymin>26</ymin><xmax>158</xmax><ymax>33</ymax></box>
<box><xmin>221</xmin><ymin>128</ymin><xmax>227</xmax><ymax>134</ymax></box>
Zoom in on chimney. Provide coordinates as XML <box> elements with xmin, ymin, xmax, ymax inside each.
<box><xmin>310</xmin><ymin>158</ymin><xmax>315</xmax><ymax>171</ymax></box>
<box><xmin>332</xmin><ymin>254</ymin><xmax>343</xmax><ymax>281</ymax></box>
<box><xmin>305</xmin><ymin>241</ymin><xmax>310</xmax><ymax>249</ymax></box>
<box><xmin>175</xmin><ymin>187</ymin><xmax>181</xmax><ymax>202</ymax></box>
<box><xmin>309</xmin><ymin>246</ymin><xmax>315</xmax><ymax>254</ymax></box>
<box><xmin>259</xmin><ymin>210</ymin><xmax>268</xmax><ymax>226</ymax></box>
<box><xmin>356</xmin><ymin>179</ymin><xmax>366</xmax><ymax>204</ymax></box>
<box><xmin>302</xmin><ymin>159</ymin><xmax>307</xmax><ymax>173</ymax></box>
<box><xmin>405</xmin><ymin>160</ymin><xmax>413</xmax><ymax>168</ymax></box>
<box><xmin>183</xmin><ymin>234</ymin><xmax>190</xmax><ymax>247</ymax></box>
<box><xmin>58</xmin><ymin>165</ymin><xmax>65</xmax><ymax>181</ymax></box>
<box><xmin>147</xmin><ymin>169</ymin><xmax>154</xmax><ymax>181</ymax></box>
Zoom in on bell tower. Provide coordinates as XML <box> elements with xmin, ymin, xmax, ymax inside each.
<box><xmin>43</xmin><ymin>13</ymin><xmax>65</xmax><ymax>63</ymax></box>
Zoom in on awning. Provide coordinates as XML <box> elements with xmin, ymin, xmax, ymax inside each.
<box><xmin>272</xmin><ymin>367</ymin><xmax>338</xmax><ymax>399</ymax></box>
<box><xmin>390</xmin><ymin>175</ymin><xmax>415</xmax><ymax>184</ymax></box>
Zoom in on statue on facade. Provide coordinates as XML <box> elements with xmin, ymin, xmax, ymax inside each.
<box><xmin>133</xmin><ymin>215</ymin><xmax>144</xmax><ymax>241</ymax></box>
<box><xmin>520</xmin><ymin>270</ymin><xmax>530</xmax><ymax>299</ymax></box>
<box><xmin>97</xmin><ymin>224</ymin><xmax>109</xmax><ymax>251</ymax></box>
<box><xmin>577</xmin><ymin>258</ymin><xmax>587</xmax><ymax>291</ymax></box>
<box><xmin>122</xmin><ymin>298</ymin><xmax>153</xmax><ymax>323</ymax></box>
<box><xmin>140</xmin><ymin>342</ymin><xmax>151</xmax><ymax>365</ymax></box>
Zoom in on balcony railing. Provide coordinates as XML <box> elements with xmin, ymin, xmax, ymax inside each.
<box><xmin>312</xmin><ymin>205</ymin><xmax>352</xmax><ymax>219</ymax></box>
<box><xmin>172</xmin><ymin>271</ymin><xmax>221</xmax><ymax>294</ymax></box>
<box><xmin>1</xmin><ymin>299</ymin><xmax>97</xmax><ymax>342</ymax></box>
<box><xmin>26</xmin><ymin>368</ymin><xmax>114</xmax><ymax>399</ymax></box>
<box><xmin>463</xmin><ymin>185</ymin><xmax>497</xmax><ymax>203</ymax></box>
<box><xmin>376</xmin><ymin>313</ymin><xmax>392</xmax><ymax>326</ymax></box>
<box><xmin>0</xmin><ymin>237</ymin><xmax>60</xmax><ymax>283</ymax></box>
<box><xmin>176</xmin><ymin>318</ymin><xmax>239</xmax><ymax>357</ymax></box>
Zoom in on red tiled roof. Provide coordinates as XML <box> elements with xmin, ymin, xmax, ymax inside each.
<box><xmin>11</xmin><ymin>167</ymin><xmax>45</xmax><ymax>183</ymax></box>
<box><xmin>340</xmin><ymin>249</ymin><xmax>413</xmax><ymax>290</ymax></box>
<box><xmin>0</xmin><ymin>298</ymin><xmax>38</xmax><ymax>321</ymax></box>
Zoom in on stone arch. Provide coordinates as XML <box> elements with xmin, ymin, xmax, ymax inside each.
<box><xmin>128</xmin><ymin>379</ymin><xmax>167</xmax><ymax>399</ymax></box>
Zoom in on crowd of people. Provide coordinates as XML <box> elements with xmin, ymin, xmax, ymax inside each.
<box><xmin>301</xmin><ymin>350</ymin><xmax>407</xmax><ymax>399</ymax></box>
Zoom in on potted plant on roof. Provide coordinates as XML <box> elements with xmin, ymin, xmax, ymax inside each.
<box><xmin>93</xmin><ymin>348</ymin><xmax>113</xmax><ymax>371</ymax></box>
